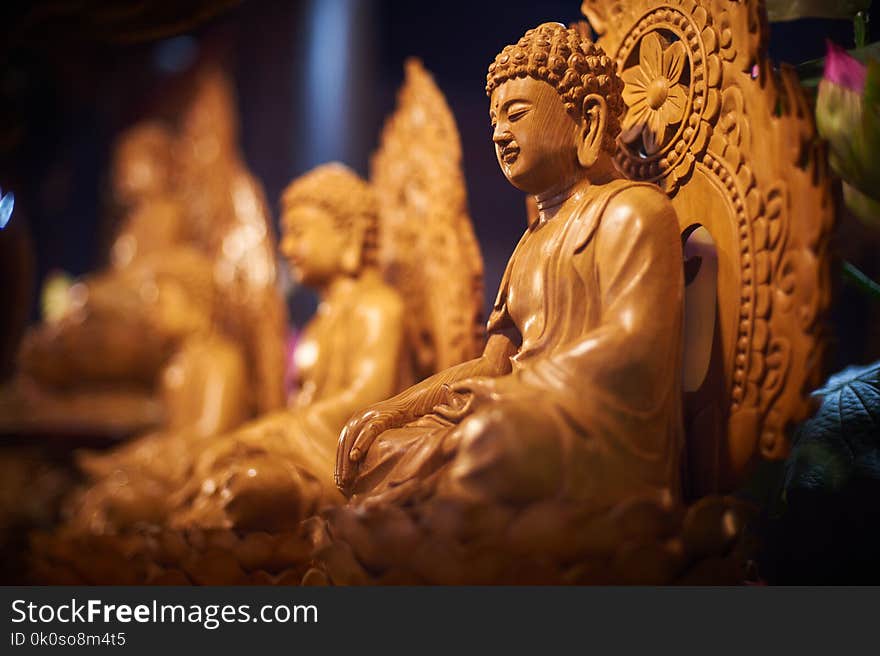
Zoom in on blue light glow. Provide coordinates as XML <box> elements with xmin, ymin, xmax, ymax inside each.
<box><xmin>0</xmin><ymin>188</ymin><xmax>14</xmax><ymax>230</ymax></box>
<box><xmin>301</xmin><ymin>0</ymin><xmax>353</xmax><ymax>167</ymax></box>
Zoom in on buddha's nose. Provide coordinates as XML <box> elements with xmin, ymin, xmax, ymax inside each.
<box><xmin>280</xmin><ymin>236</ymin><xmax>296</xmax><ymax>259</ymax></box>
<box><xmin>493</xmin><ymin>127</ymin><xmax>513</xmax><ymax>146</ymax></box>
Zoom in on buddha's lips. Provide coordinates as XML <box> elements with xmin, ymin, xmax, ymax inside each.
<box><xmin>500</xmin><ymin>142</ymin><xmax>520</xmax><ymax>164</ymax></box>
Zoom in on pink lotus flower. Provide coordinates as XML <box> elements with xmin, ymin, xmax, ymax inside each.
<box><xmin>816</xmin><ymin>41</ymin><xmax>880</xmax><ymax>228</ymax></box>
<box><xmin>823</xmin><ymin>40</ymin><xmax>867</xmax><ymax>91</ymax></box>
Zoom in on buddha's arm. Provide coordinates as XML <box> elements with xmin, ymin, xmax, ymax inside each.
<box><xmin>248</xmin><ymin>288</ymin><xmax>287</xmax><ymax>413</ymax></box>
<box><xmin>335</xmin><ymin>329</ymin><xmax>517</xmax><ymax>491</ymax></box>
<box><xmin>111</xmin><ymin>198</ymin><xmax>183</xmax><ymax>269</ymax></box>
<box><xmin>378</xmin><ymin>331</ymin><xmax>516</xmax><ymax>419</ymax></box>
<box><xmin>302</xmin><ymin>289</ymin><xmax>408</xmax><ymax>440</ymax></box>
<box><xmin>517</xmin><ymin>187</ymin><xmax>683</xmax><ymax>408</ymax></box>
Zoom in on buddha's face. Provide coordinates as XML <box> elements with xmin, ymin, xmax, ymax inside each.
<box><xmin>280</xmin><ymin>202</ymin><xmax>353</xmax><ymax>287</ymax></box>
<box><xmin>490</xmin><ymin>76</ymin><xmax>581</xmax><ymax>195</ymax></box>
<box><xmin>112</xmin><ymin>142</ymin><xmax>169</xmax><ymax>205</ymax></box>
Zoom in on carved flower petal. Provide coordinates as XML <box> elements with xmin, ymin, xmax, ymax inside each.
<box><xmin>620</xmin><ymin>103</ymin><xmax>650</xmax><ymax>143</ymax></box>
<box><xmin>663</xmin><ymin>40</ymin><xmax>687</xmax><ymax>85</ymax></box>
<box><xmin>643</xmin><ymin>109</ymin><xmax>666</xmax><ymax>155</ymax></box>
<box><xmin>621</xmin><ymin>65</ymin><xmax>649</xmax><ymax>92</ymax></box>
<box><xmin>639</xmin><ymin>33</ymin><xmax>664</xmax><ymax>80</ymax></box>
<box><xmin>622</xmin><ymin>81</ymin><xmax>647</xmax><ymax>108</ymax></box>
<box><xmin>659</xmin><ymin>84</ymin><xmax>687</xmax><ymax>126</ymax></box>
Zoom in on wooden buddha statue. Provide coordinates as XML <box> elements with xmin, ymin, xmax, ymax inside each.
<box><xmin>167</xmin><ymin>164</ymin><xmax>408</xmax><ymax>532</ymax></box>
<box><xmin>335</xmin><ymin>22</ymin><xmax>684</xmax><ymax>513</ymax></box>
<box><xmin>317</xmin><ymin>0</ymin><xmax>835</xmax><ymax>585</ymax></box>
<box><xmin>8</xmin><ymin>67</ymin><xmax>287</xmax><ymax>440</ymax></box>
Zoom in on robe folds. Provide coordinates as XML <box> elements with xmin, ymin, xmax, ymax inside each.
<box><xmin>353</xmin><ymin>179</ymin><xmax>685</xmax><ymax>514</ymax></box>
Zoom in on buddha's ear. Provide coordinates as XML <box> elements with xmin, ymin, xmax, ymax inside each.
<box><xmin>576</xmin><ymin>94</ymin><xmax>607</xmax><ymax>169</ymax></box>
<box><xmin>340</xmin><ymin>218</ymin><xmax>366</xmax><ymax>275</ymax></box>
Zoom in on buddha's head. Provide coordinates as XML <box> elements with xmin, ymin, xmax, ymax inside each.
<box><xmin>280</xmin><ymin>163</ymin><xmax>378</xmax><ymax>288</ymax></box>
<box><xmin>111</xmin><ymin>122</ymin><xmax>174</xmax><ymax>205</ymax></box>
<box><xmin>486</xmin><ymin>23</ymin><xmax>624</xmax><ymax>195</ymax></box>
<box><xmin>179</xmin><ymin>67</ymin><xmax>239</xmax><ymax>172</ymax></box>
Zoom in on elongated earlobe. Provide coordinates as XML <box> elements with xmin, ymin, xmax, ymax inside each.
<box><xmin>577</xmin><ymin>94</ymin><xmax>607</xmax><ymax>169</ymax></box>
<box><xmin>340</xmin><ymin>223</ymin><xmax>365</xmax><ymax>275</ymax></box>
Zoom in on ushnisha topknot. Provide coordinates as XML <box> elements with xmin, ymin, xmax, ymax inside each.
<box><xmin>113</xmin><ymin>122</ymin><xmax>174</xmax><ymax>174</ymax></box>
<box><xmin>282</xmin><ymin>162</ymin><xmax>379</xmax><ymax>268</ymax></box>
<box><xmin>486</xmin><ymin>22</ymin><xmax>625</xmax><ymax>151</ymax></box>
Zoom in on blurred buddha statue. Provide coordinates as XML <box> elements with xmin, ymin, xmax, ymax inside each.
<box><xmin>12</xmin><ymin>122</ymin><xmax>230</xmax><ymax>435</ymax></box>
<box><xmin>168</xmin><ymin>60</ymin><xmax>486</xmax><ymax>536</ymax></box>
<box><xmin>167</xmin><ymin>164</ymin><xmax>407</xmax><ymax>532</ymax></box>
<box><xmin>6</xmin><ymin>66</ymin><xmax>286</xmax><ymax>440</ymax></box>
<box><xmin>69</xmin><ymin>58</ymin><xmax>484</xmax><ymax>536</ymax></box>
<box><xmin>17</xmin><ymin>121</ymin><xmax>181</xmax><ymax>393</ymax></box>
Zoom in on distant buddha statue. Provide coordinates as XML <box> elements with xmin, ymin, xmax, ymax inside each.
<box><xmin>8</xmin><ymin>66</ymin><xmax>287</xmax><ymax>439</ymax></box>
<box><xmin>15</xmin><ymin>122</ymin><xmax>240</xmax><ymax>433</ymax></box>
<box><xmin>168</xmin><ymin>164</ymin><xmax>407</xmax><ymax>532</ymax></box>
<box><xmin>53</xmin><ymin>164</ymin><xmax>397</xmax><ymax>535</ymax></box>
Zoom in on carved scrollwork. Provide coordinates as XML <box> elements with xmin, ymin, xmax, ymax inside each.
<box><xmin>582</xmin><ymin>0</ymin><xmax>835</xmax><ymax>490</ymax></box>
<box><xmin>371</xmin><ymin>59</ymin><xmax>485</xmax><ymax>379</ymax></box>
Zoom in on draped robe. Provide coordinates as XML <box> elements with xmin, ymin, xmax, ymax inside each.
<box><xmin>352</xmin><ymin>179</ymin><xmax>685</xmax><ymax>513</ymax></box>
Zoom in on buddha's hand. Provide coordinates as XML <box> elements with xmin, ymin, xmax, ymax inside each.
<box><xmin>432</xmin><ymin>377</ymin><xmax>501</xmax><ymax>421</ymax></box>
<box><xmin>335</xmin><ymin>405</ymin><xmax>400</xmax><ymax>494</ymax></box>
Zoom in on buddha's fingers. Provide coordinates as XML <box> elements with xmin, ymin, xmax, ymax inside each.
<box><xmin>336</xmin><ymin>421</ymin><xmax>386</xmax><ymax>493</ymax></box>
<box><xmin>335</xmin><ymin>418</ymin><xmax>366</xmax><ymax>492</ymax></box>
<box><xmin>432</xmin><ymin>397</ymin><xmax>473</xmax><ymax>422</ymax></box>
<box><xmin>350</xmin><ymin>415</ymin><xmax>397</xmax><ymax>461</ymax></box>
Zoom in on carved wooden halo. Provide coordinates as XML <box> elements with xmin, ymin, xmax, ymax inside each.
<box><xmin>612</xmin><ymin>1</ymin><xmax>721</xmax><ymax>190</ymax></box>
<box><xmin>582</xmin><ymin>0</ymin><xmax>835</xmax><ymax>494</ymax></box>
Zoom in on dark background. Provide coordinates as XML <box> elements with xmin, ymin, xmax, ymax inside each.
<box><xmin>0</xmin><ymin>0</ymin><xmax>875</xmax><ymax>367</ymax></box>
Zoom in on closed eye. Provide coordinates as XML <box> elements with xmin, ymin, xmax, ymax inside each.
<box><xmin>508</xmin><ymin>107</ymin><xmax>529</xmax><ymax>122</ymax></box>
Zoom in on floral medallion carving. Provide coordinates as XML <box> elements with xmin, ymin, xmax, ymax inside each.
<box><xmin>621</xmin><ymin>32</ymin><xmax>688</xmax><ymax>155</ymax></box>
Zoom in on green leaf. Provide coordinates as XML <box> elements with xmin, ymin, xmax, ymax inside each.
<box><xmin>855</xmin><ymin>10</ymin><xmax>869</xmax><ymax>48</ymax></box>
<box><xmin>784</xmin><ymin>360</ymin><xmax>880</xmax><ymax>497</ymax></box>
<box><xmin>766</xmin><ymin>0</ymin><xmax>872</xmax><ymax>23</ymax></box>
<box><xmin>842</xmin><ymin>183</ymin><xmax>880</xmax><ymax>228</ymax></box>
<box><xmin>766</xmin><ymin>360</ymin><xmax>880</xmax><ymax>582</ymax></box>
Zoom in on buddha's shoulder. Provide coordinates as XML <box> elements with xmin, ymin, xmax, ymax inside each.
<box><xmin>352</xmin><ymin>275</ymin><xmax>405</xmax><ymax>317</ymax></box>
<box><xmin>564</xmin><ymin>180</ymin><xmax>677</xmax><ymax>252</ymax></box>
<box><xmin>597</xmin><ymin>181</ymin><xmax>678</xmax><ymax>237</ymax></box>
